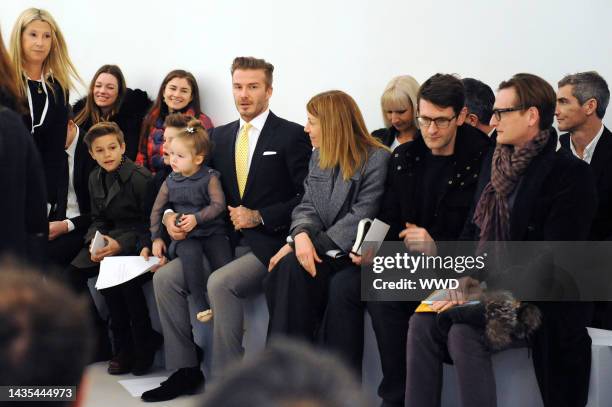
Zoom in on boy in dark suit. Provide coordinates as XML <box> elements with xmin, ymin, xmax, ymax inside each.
<box><xmin>68</xmin><ymin>122</ymin><xmax>160</xmax><ymax>376</ymax></box>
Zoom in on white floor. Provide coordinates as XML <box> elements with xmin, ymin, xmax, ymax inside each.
<box><xmin>82</xmin><ymin>362</ymin><xmax>201</xmax><ymax>407</ymax></box>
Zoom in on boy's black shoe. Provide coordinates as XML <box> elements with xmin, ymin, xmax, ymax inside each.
<box><xmin>107</xmin><ymin>351</ymin><xmax>133</xmax><ymax>375</ymax></box>
<box><xmin>131</xmin><ymin>330</ymin><xmax>164</xmax><ymax>376</ymax></box>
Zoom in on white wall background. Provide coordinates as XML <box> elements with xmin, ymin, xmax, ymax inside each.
<box><xmin>2</xmin><ymin>0</ymin><xmax>611</xmax><ymax>130</ymax></box>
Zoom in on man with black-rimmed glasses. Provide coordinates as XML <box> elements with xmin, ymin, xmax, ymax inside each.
<box><xmin>365</xmin><ymin>73</ymin><xmax>491</xmax><ymax>407</ymax></box>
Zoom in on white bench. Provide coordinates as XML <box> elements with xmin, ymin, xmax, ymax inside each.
<box><xmin>587</xmin><ymin>327</ymin><xmax>612</xmax><ymax>407</ymax></box>
<box><xmin>88</xmin><ymin>280</ymin><xmax>611</xmax><ymax>406</ymax></box>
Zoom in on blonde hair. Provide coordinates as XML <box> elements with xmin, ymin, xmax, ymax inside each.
<box><xmin>9</xmin><ymin>8</ymin><xmax>81</xmax><ymax>101</ymax></box>
<box><xmin>307</xmin><ymin>90</ymin><xmax>388</xmax><ymax>181</ymax></box>
<box><xmin>380</xmin><ymin>75</ymin><xmax>420</xmax><ymax>128</ymax></box>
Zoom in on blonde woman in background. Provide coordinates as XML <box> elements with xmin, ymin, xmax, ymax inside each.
<box><xmin>9</xmin><ymin>7</ymin><xmax>81</xmax><ymax>211</ymax></box>
<box><xmin>372</xmin><ymin>75</ymin><xmax>420</xmax><ymax>150</ymax></box>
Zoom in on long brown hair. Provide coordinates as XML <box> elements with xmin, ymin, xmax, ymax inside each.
<box><xmin>9</xmin><ymin>8</ymin><xmax>81</xmax><ymax>101</ymax></box>
<box><xmin>307</xmin><ymin>90</ymin><xmax>388</xmax><ymax>181</ymax></box>
<box><xmin>75</xmin><ymin>65</ymin><xmax>126</xmax><ymax>126</ymax></box>
<box><xmin>0</xmin><ymin>29</ymin><xmax>24</xmax><ymax>112</ymax></box>
<box><xmin>139</xmin><ymin>69</ymin><xmax>202</xmax><ymax>141</ymax></box>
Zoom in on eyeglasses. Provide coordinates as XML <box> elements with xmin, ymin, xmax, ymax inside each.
<box><xmin>492</xmin><ymin>106</ymin><xmax>525</xmax><ymax>121</ymax></box>
<box><xmin>417</xmin><ymin>115</ymin><xmax>456</xmax><ymax>129</ymax></box>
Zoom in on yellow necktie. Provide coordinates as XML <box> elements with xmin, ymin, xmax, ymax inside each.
<box><xmin>235</xmin><ymin>122</ymin><xmax>252</xmax><ymax>197</ymax></box>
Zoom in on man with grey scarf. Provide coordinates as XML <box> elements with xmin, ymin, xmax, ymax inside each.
<box><xmin>405</xmin><ymin>73</ymin><xmax>597</xmax><ymax>407</ymax></box>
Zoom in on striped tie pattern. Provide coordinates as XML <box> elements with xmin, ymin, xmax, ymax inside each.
<box><xmin>235</xmin><ymin>122</ymin><xmax>252</xmax><ymax>197</ymax></box>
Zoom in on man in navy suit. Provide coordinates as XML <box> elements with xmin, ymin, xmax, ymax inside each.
<box><xmin>143</xmin><ymin>57</ymin><xmax>312</xmax><ymax>402</ymax></box>
<box><xmin>557</xmin><ymin>71</ymin><xmax>612</xmax><ymax>331</ymax></box>
<box><xmin>48</xmin><ymin>114</ymin><xmax>96</xmax><ymax>268</ymax></box>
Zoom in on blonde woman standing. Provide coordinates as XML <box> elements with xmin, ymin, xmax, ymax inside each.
<box><xmin>10</xmin><ymin>7</ymin><xmax>81</xmax><ymax>210</ymax></box>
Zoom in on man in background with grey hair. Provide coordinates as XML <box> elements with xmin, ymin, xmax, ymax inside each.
<box><xmin>556</xmin><ymin>71</ymin><xmax>610</xmax><ymax>240</ymax></box>
<box><xmin>556</xmin><ymin>71</ymin><xmax>612</xmax><ymax>329</ymax></box>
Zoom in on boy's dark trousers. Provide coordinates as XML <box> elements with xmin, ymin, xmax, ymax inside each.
<box><xmin>99</xmin><ymin>273</ymin><xmax>156</xmax><ymax>353</ymax></box>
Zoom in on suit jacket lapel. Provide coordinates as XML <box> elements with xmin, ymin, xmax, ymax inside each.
<box><xmin>510</xmin><ymin>151</ymin><xmax>555</xmax><ymax>239</ymax></box>
<box><xmin>589</xmin><ymin>127</ymin><xmax>612</xmax><ymax>186</ymax></box>
<box><xmin>104</xmin><ymin>159</ymin><xmax>134</xmax><ymax>207</ymax></box>
<box><xmin>55</xmin><ymin>153</ymin><xmax>69</xmax><ymax>219</ymax></box>
<box><xmin>104</xmin><ymin>175</ymin><xmax>121</xmax><ymax>207</ymax></box>
<box><xmin>325</xmin><ymin>171</ymin><xmax>354</xmax><ymax>226</ymax></box>
<box><xmin>74</xmin><ymin>131</ymin><xmax>87</xmax><ymax>193</ymax></box>
<box><xmin>222</xmin><ymin>121</ymin><xmax>241</xmax><ymax>204</ymax></box>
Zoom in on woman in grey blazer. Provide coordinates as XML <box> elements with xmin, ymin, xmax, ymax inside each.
<box><xmin>264</xmin><ymin>90</ymin><xmax>390</xmax><ymax>360</ymax></box>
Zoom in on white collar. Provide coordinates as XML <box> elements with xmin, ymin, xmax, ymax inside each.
<box><xmin>239</xmin><ymin>109</ymin><xmax>270</xmax><ymax>132</ymax></box>
<box><xmin>66</xmin><ymin>125</ymin><xmax>79</xmax><ymax>157</ymax></box>
<box><xmin>570</xmin><ymin>123</ymin><xmax>604</xmax><ymax>161</ymax></box>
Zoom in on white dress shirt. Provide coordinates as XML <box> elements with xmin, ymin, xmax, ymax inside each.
<box><xmin>390</xmin><ymin>137</ymin><xmax>400</xmax><ymax>151</ymax></box>
<box><xmin>570</xmin><ymin>124</ymin><xmax>605</xmax><ymax>164</ymax></box>
<box><xmin>64</xmin><ymin>126</ymin><xmax>81</xmax><ymax>231</ymax></box>
<box><xmin>237</xmin><ymin>109</ymin><xmax>270</xmax><ymax>169</ymax></box>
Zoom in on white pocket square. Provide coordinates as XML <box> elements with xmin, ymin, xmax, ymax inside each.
<box><xmin>263</xmin><ymin>151</ymin><xmax>277</xmax><ymax>156</ymax></box>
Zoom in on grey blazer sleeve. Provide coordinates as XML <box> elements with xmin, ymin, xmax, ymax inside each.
<box><xmin>325</xmin><ymin>148</ymin><xmax>390</xmax><ymax>252</ymax></box>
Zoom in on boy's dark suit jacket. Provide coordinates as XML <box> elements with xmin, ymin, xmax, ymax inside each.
<box><xmin>71</xmin><ymin>158</ymin><xmax>151</xmax><ymax>269</ymax></box>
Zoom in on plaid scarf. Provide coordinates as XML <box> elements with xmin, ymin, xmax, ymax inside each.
<box><xmin>136</xmin><ymin>107</ymin><xmax>204</xmax><ymax>174</ymax></box>
<box><xmin>473</xmin><ymin>129</ymin><xmax>551</xmax><ymax>246</ymax></box>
